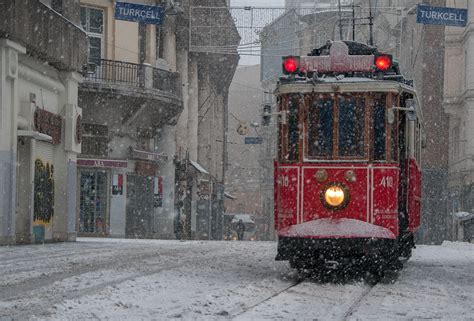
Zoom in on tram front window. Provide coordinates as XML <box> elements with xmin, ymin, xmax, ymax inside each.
<box><xmin>308</xmin><ymin>98</ymin><xmax>333</xmax><ymax>157</ymax></box>
<box><xmin>339</xmin><ymin>96</ymin><xmax>366</xmax><ymax>157</ymax></box>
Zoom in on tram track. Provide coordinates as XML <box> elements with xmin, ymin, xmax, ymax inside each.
<box><xmin>230</xmin><ymin>269</ymin><xmax>389</xmax><ymax>321</ymax></box>
<box><xmin>340</xmin><ymin>282</ymin><xmax>376</xmax><ymax>321</ymax></box>
<box><xmin>230</xmin><ymin>278</ymin><xmax>303</xmax><ymax>320</ymax></box>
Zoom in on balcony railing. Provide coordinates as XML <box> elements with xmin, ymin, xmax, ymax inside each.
<box><xmin>86</xmin><ymin>59</ymin><xmax>142</xmax><ymax>86</ymax></box>
<box><xmin>84</xmin><ymin>59</ymin><xmax>181</xmax><ymax>98</ymax></box>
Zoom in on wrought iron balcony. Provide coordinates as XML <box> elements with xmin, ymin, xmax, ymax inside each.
<box><xmin>80</xmin><ymin>59</ymin><xmax>183</xmax><ymax>131</ymax></box>
<box><xmin>86</xmin><ymin>59</ymin><xmax>141</xmax><ymax>86</ymax></box>
<box><xmin>83</xmin><ymin>59</ymin><xmax>181</xmax><ymax>100</ymax></box>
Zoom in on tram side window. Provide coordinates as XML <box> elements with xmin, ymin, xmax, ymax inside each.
<box><xmin>373</xmin><ymin>97</ymin><xmax>386</xmax><ymax>160</ymax></box>
<box><xmin>308</xmin><ymin>98</ymin><xmax>333</xmax><ymax>157</ymax></box>
<box><xmin>287</xmin><ymin>96</ymin><xmax>300</xmax><ymax>161</ymax></box>
<box><xmin>339</xmin><ymin>96</ymin><xmax>366</xmax><ymax>157</ymax></box>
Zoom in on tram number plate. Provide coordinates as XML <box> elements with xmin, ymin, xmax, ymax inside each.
<box><xmin>379</xmin><ymin>176</ymin><xmax>394</xmax><ymax>188</ymax></box>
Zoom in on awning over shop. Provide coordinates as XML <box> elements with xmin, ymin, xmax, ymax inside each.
<box><xmin>17</xmin><ymin>130</ymin><xmax>52</xmax><ymax>142</ymax></box>
<box><xmin>224</xmin><ymin>192</ymin><xmax>237</xmax><ymax>200</ymax></box>
<box><xmin>189</xmin><ymin>159</ymin><xmax>209</xmax><ymax>175</ymax></box>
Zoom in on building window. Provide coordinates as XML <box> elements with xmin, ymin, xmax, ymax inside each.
<box><xmin>81</xmin><ymin>6</ymin><xmax>104</xmax><ymax>65</ymax></box>
<box><xmin>81</xmin><ymin>123</ymin><xmax>109</xmax><ymax>157</ymax></box>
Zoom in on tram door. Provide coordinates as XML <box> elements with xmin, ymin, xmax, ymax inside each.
<box><xmin>79</xmin><ymin>170</ymin><xmax>108</xmax><ymax>234</ymax></box>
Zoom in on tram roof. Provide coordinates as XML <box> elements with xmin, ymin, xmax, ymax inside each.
<box><xmin>275</xmin><ymin>78</ymin><xmax>416</xmax><ymax>96</ymax></box>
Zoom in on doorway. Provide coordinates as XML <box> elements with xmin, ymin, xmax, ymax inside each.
<box><xmin>79</xmin><ymin>170</ymin><xmax>108</xmax><ymax>234</ymax></box>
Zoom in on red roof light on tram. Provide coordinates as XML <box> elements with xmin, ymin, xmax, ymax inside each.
<box><xmin>374</xmin><ymin>54</ymin><xmax>392</xmax><ymax>72</ymax></box>
<box><xmin>282</xmin><ymin>56</ymin><xmax>300</xmax><ymax>74</ymax></box>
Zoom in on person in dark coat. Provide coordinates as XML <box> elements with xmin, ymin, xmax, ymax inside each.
<box><xmin>236</xmin><ymin>219</ymin><xmax>245</xmax><ymax>241</ymax></box>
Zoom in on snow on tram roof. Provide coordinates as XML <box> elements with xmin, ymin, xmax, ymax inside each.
<box><xmin>317</xmin><ymin>77</ymin><xmax>376</xmax><ymax>82</ymax></box>
<box><xmin>276</xmin><ymin>78</ymin><xmax>416</xmax><ymax>95</ymax></box>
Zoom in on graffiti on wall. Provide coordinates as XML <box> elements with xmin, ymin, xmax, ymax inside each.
<box><xmin>34</xmin><ymin>159</ymin><xmax>55</xmax><ymax>223</ymax></box>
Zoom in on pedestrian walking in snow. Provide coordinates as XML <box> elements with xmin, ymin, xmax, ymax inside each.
<box><xmin>236</xmin><ymin>219</ymin><xmax>245</xmax><ymax>241</ymax></box>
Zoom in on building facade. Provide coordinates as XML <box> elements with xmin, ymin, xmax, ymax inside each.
<box><xmin>0</xmin><ymin>0</ymin><xmax>88</xmax><ymax>245</ymax></box>
<box><xmin>77</xmin><ymin>0</ymin><xmax>183</xmax><ymax>239</ymax></box>
<box><xmin>78</xmin><ymin>0</ymin><xmax>239</xmax><ymax>240</ymax></box>
<box><xmin>443</xmin><ymin>0</ymin><xmax>474</xmax><ymax>240</ymax></box>
<box><xmin>396</xmin><ymin>0</ymin><xmax>448</xmax><ymax>244</ymax></box>
<box><xmin>175</xmin><ymin>0</ymin><xmax>240</xmax><ymax>240</ymax></box>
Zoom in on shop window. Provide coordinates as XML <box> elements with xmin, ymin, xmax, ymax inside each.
<box><xmin>79</xmin><ymin>170</ymin><xmax>108</xmax><ymax>234</ymax></box>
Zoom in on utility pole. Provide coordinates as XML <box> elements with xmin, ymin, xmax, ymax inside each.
<box><xmin>352</xmin><ymin>1</ymin><xmax>356</xmax><ymax>41</ymax></box>
<box><xmin>338</xmin><ymin>0</ymin><xmax>343</xmax><ymax>40</ymax></box>
<box><xmin>368</xmin><ymin>0</ymin><xmax>374</xmax><ymax>45</ymax></box>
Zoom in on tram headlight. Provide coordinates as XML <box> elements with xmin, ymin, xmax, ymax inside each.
<box><xmin>321</xmin><ymin>183</ymin><xmax>350</xmax><ymax>210</ymax></box>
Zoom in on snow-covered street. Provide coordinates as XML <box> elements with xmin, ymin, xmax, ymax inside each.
<box><xmin>1</xmin><ymin>238</ymin><xmax>473</xmax><ymax>320</ymax></box>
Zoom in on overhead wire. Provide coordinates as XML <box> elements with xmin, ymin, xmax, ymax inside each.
<box><xmin>98</xmin><ymin>5</ymin><xmax>409</xmax><ymax>59</ymax></box>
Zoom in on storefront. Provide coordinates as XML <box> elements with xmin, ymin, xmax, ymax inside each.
<box><xmin>77</xmin><ymin>158</ymin><xmax>128</xmax><ymax>237</ymax></box>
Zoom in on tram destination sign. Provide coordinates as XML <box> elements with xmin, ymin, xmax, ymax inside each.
<box><xmin>416</xmin><ymin>4</ymin><xmax>467</xmax><ymax>27</ymax></box>
<box><xmin>300</xmin><ymin>42</ymin><xmax>374</xmax><ymax>73</ymax></box>
<box><xmin>115</xmin><ymin>2</ymin><xmax>165</xmax><ymax>25</ymax></box>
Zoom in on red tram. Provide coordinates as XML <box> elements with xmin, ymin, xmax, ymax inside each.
<box><xmin>274</xmin><ymin>41</ymin><xmax>423</xmax><ymax>273</ymax></box>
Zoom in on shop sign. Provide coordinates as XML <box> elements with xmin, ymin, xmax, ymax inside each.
<box><xmin>115</xmin><ymin>2</ymin><xmax>165</xmax><ymax>25</ymax></box>
<box><xmin>131</xmin><ymin>148</ymin><xmax>168</xmax><ymax>162</ymax></box>
<box><xmin>34</xmin><ymin>108</ymin><xmax>62</xmax><ymax>145</ymax></box>
<box><xmin>77</xmin><ymin>158</ymin><xmax>128</xmax><ymax>168</ymax></box>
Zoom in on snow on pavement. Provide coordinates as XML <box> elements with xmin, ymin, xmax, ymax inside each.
<box><xmin>349</xmin><ymin>241</ymin><xmax>474</xmax><ymax>320</ymax></box>
<box><xmin>0</xmin><ymin>238</ymin><xmax>473</xmax><ymax>320</ymax></box>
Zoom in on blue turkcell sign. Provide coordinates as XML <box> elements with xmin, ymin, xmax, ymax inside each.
<box><xmin>416</xmin><ymin>4</ymin><xmax>468</xmax><ymax>27</ymax></box>
<box><xmin>245</xmin><ymin>137</ymin><xmax>263</xmax><ymax>144</ymax></box>
<box><xmin>115</xmin><ymin>2</ymin><xmax>165</xmax><ymax>25</ymax></box>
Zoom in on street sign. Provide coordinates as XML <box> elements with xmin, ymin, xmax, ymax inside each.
<box><xmin>416</xmin><ymin>4</ymin><xmax>468</xmax><ymax>27</ymax></box>
<box><xmin>245</xmin><ymin>137</ymin><xmax>263</xmax><ymax>144</ymax></box>
<box><xmin>115</xmin><ymin>2</ymin><xmax>165</xmax><ymax>25</ymax></box>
